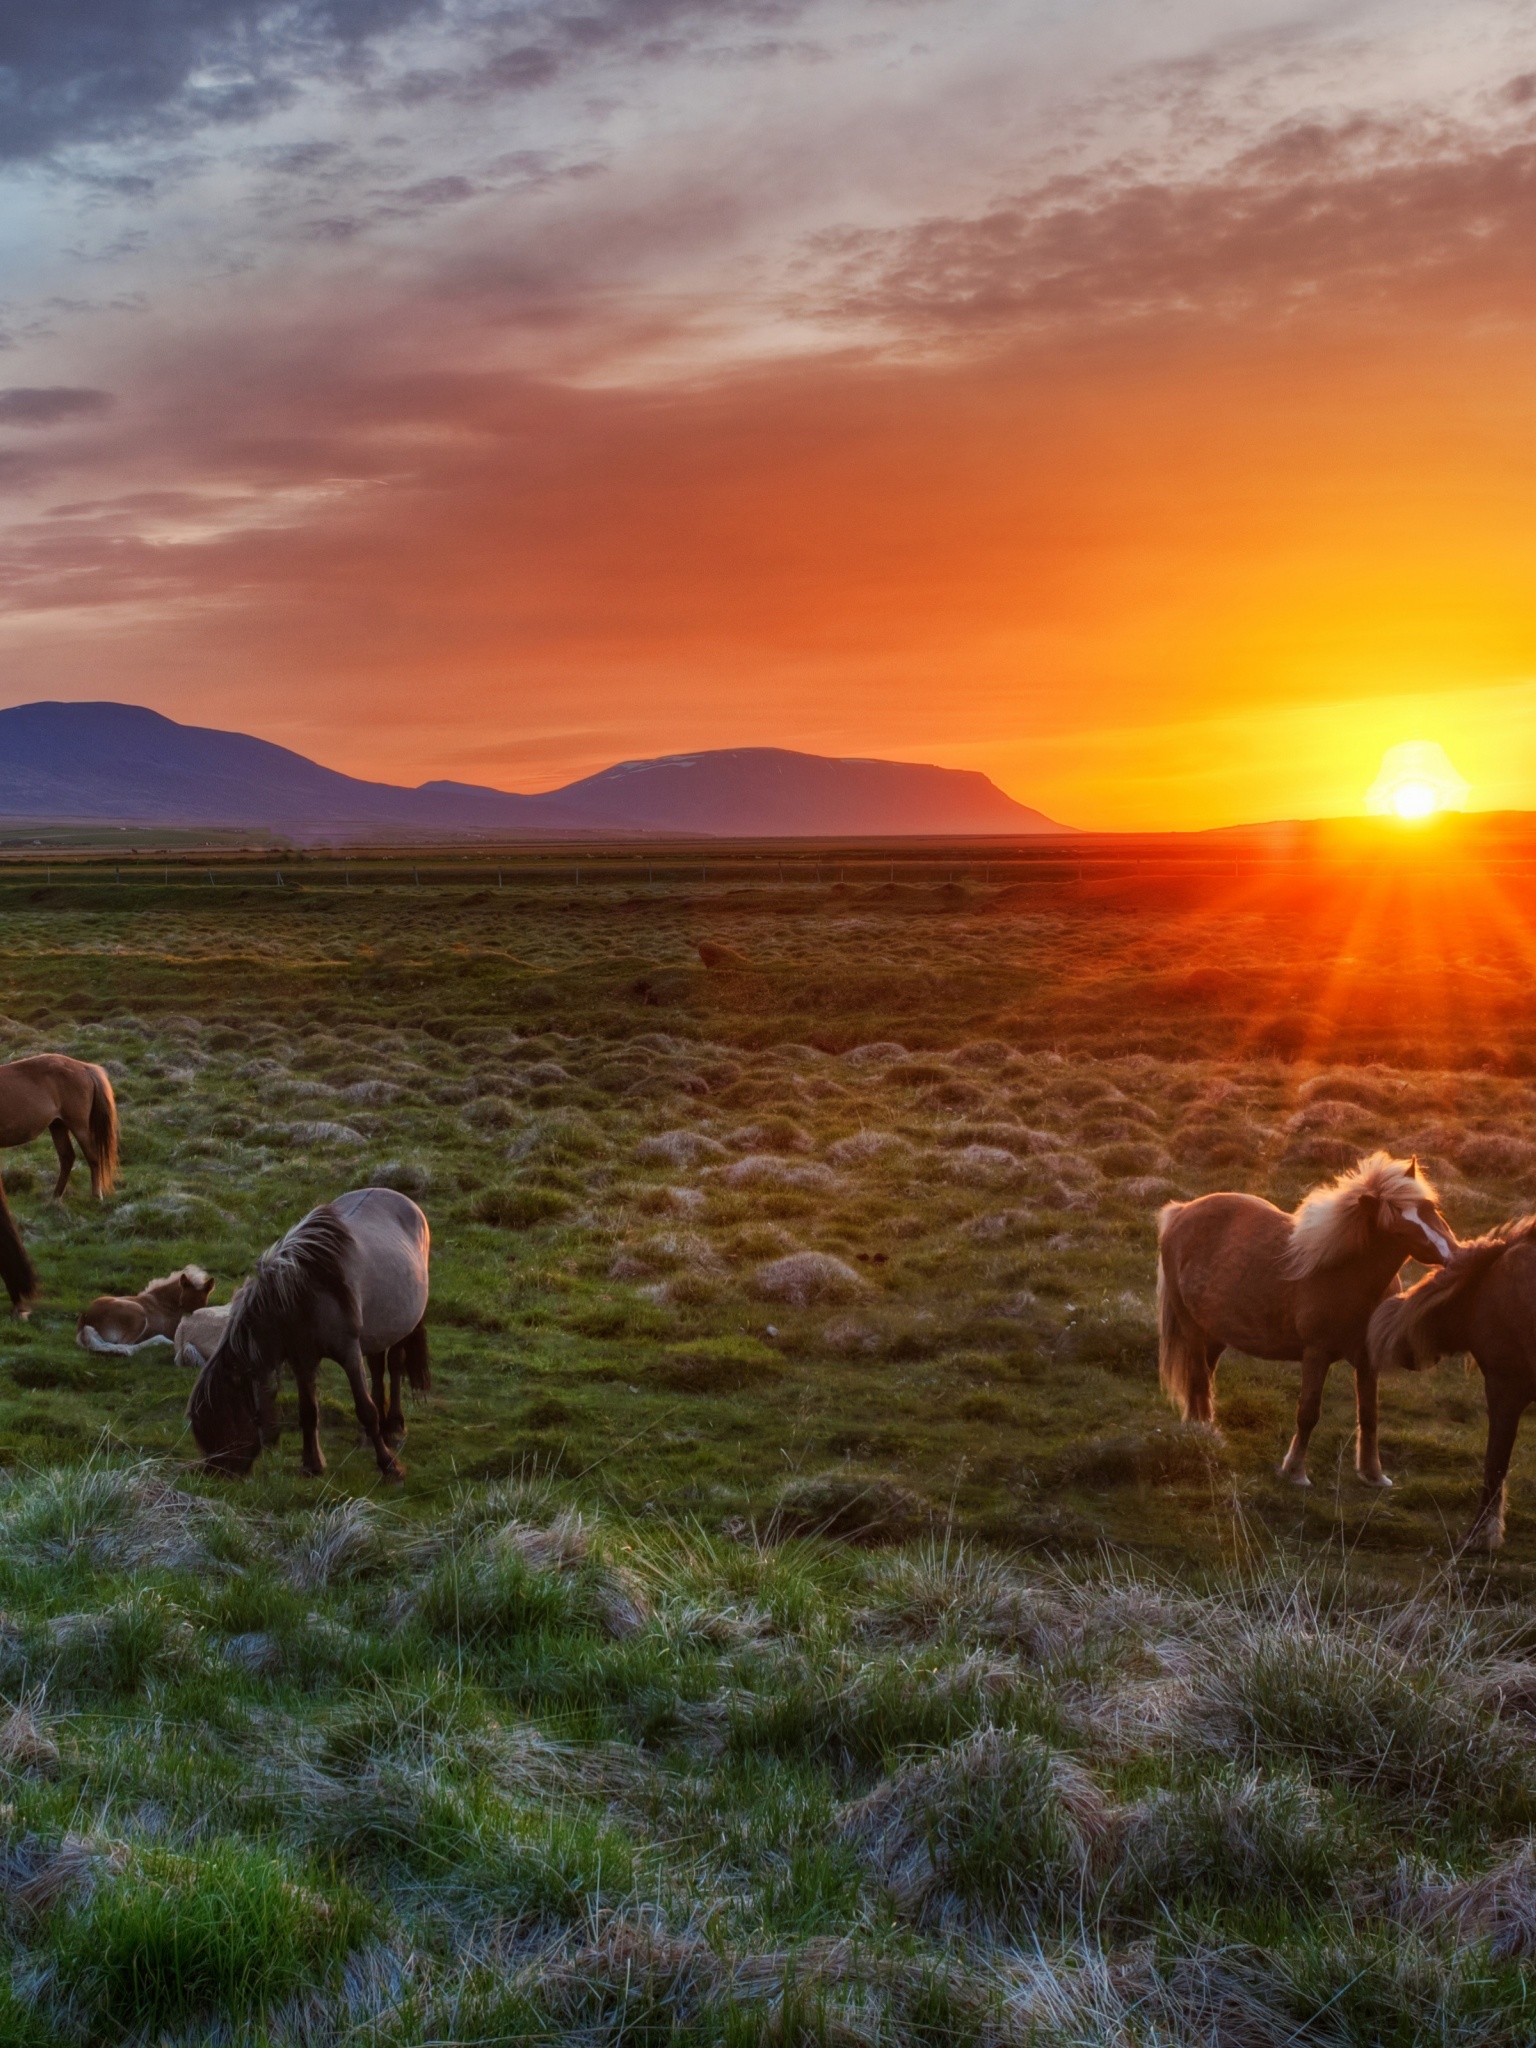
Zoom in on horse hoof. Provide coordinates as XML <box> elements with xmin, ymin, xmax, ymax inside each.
<box><xmin>1280</xmin><ymin>1466</ymin><xmax>1311</xmax><ymax>1488</ymax></box>
<box><xmin>381</xmin><ymin>1466</ymin><xmax>406</xmax><ymax>1486</ymax></box>
<box><xmin>1358</xmin><ymin>1471</ymin><xmax>1393</xmax><ymax>1489</ymax></box>
<box><xmin>302</xmin><ymin>1463</ymin><xmax>326</xmax><ymax>1479</ymax></box>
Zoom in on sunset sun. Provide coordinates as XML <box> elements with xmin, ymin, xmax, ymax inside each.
<box><xmin>1366</xmin><ymin>740</ymin><xmax>1470</xmax><ymax>822</ymax></box>
<box><xmin>1391</xmin><ymin>779</ymin><xmax>1439</xmax><ymax>820</ymax></box>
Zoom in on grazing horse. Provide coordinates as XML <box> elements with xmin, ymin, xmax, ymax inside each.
<box><xmin>188</xmin><ymin>1186</ymin><xmax>431</xmax><ymax>1483</ymax></box>
<box><xmin>0</xmin><ymin>1054</ymin><xmax>120</xmax><ymax>1312</ymax></box>
<box><xmin>1157</xmin><ymin>1153</ymin><xmax>1455</xmax><ymax>1487</ymax></box>
<box><xmin>78</xmin><ymin>1265</ymin><xmax>214</xmax><ymax>1354</ymax></box>
<box><xmin>1370</xmin><ymin>1220</ymin><xmax>1536</xmax><ymax>1549</ymax></box>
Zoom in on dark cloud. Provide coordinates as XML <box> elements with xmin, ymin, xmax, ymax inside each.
<box><xmin>0</xmin><ymin>385</ymin><xmax>113</xmax><ymax>425</ymax></box>
<box><xmin>0</xmin><ymin>0</ymin><xmax>439</xmax><ymax>161</ymax></box>
<box><xmin>0</xmin><ymin>0</ymin><xmax>815</xmax><ymax>160</ymax></box>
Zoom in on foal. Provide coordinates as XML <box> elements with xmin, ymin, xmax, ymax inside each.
<box><xmin>1158</xmin><ymin>1153</ymin><xmax>1455</xmax><ymax>1487</ymax></box>
<box><xmin>1369</xmin><ymin>1221</ymin><xmax>1536</xmax><ymax>1549</ymax></box>
<box><xmin>78</xmin><ymin>1266</ymin><xmax>214</xmax><ymax>1354</ymax></box>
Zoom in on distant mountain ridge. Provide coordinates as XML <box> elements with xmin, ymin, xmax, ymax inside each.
<box><xmin>0</xmin><ymin>702</ymin><xmax>1070</xmax><ymax>838</ymax></box>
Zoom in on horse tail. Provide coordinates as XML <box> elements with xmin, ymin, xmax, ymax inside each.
<box><xmin>398</xmin><ymin>1318</ymin><xmax>432</xmax><ymax>1392</ymax></box>
<box><xmin>87</xmin><ymin>1066</ymin><xmax>119</xmax><ymax>1197</ymax></box>
<box><xmin>1156</xmin><ymin>1202</ymin><xmax>1205</xmax><ymax>1421</ymax></box>
<box><xmin>0</xmin><ymin>1174</ymin><xmax>38</xmax><ymax>1312</ymax></box>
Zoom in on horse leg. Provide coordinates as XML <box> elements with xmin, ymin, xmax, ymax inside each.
<box><xmin>1280</xmin><ymin>1347</ymin><xmax>1333</xmax><ymax>1487</ymax></box>
<box><xmin>365</xmin><ymin>1352</ymin><xmax>387</xmax><ymax>1447</ymax></box>
<box><xmin>258</xmin><ymin>1378</ymin><xmax>282</xmax><ymax>1449</ymax></box>
<box><xmin>296</xmin><ymin>1364</ymin><xmax>326</xmax><ymax>1477</ymax></box>
<box><xmin>1468</xmin><ymin>1383</ymin><xmax>1527</xmax><ymax>1552</ymax></box>
<box><xmin>48</xmin><ymin>1121</ymin><xmax>75</xmax><ymax>1201</ymax></box>
<box><xmin>0</xmin><ymin>1168</ymin><xmax>36</xmax><ymax>1317</ymax></box>
<box><xmin>338</xmin><ymin>1342</ymin><xmax>404</xmax><ymax>1482</ymax></box>
<box><xmin>384</xmin><ymin>1344</ymin><xmax>407</xmax><ymax>1445</ymax></box>
<box><xmin>1351</xmin><ymin>1350</ymin><xmax>1391</xmax><ymax>1488</ymax></box>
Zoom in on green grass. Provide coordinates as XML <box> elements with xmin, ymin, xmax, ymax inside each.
<box><xmin>0</xmin><ymin>863</ymin><xmax>1532</xmax><ymax>2037</ymax></box>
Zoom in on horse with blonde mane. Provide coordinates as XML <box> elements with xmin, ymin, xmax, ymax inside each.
<box><xmin>1157</xmin><ymin>1153</ymin><xmax>1455</xmax><ymax>1487</ymax></box>
<box><xmin>0</xmin><ymin>1054</ymin><xmax>120</xmax><ymax>1312</ymax></box>
<box><xmin>1369</xmin><ymin>1219</ymin><xmax>1536</xmax><ymax>1549</ymax></box>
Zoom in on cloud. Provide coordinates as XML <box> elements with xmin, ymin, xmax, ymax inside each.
<box><xmin>0</xmin><ymin>385</ymin><xmax>113</xmax><ymax>425</ymax></box>
<box><xmin>806</xmin><ymin>105</ymin><xmax>1536</xmax><ymax>345</ymax></box>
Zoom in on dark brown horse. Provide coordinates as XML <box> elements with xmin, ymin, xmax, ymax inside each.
<box><xmin>0</xmin><ymin>1054</ymin><xmax>120</xmax><ymax>1311</ymax></box>
<box><xmin>1157</xmin><ymin>1152</ymin><xmax>1455</xmax><ymax>1488</ymax></box>
<box><xmin>189</xmin><ymin>1187</ymin><xmax>431</xmax><ymax>1483</ymax></box>
<box><xmin>1370</xmin><ymin>1219</ymin><xmax>1536</xmax><ymax>1549</ymax></box>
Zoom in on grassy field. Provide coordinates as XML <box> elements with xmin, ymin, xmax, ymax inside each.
<box><xmin>1</xmin><ymin>841</ymin><xmax>1536</xmax><ymax>2041</ymax></box>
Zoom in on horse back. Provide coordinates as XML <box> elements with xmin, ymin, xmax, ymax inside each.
<box><xmin>1161</xmin><ymin>1191</ymin><xmax>1301</xmax><ymax>1360</ymax></box>
<box><xmin>327</xmin><ymin>1187</ymin><xmax>430</xmax><ymax>1352</ymax></box>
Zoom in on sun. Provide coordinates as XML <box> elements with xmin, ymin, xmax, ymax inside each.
<box><xmin>1391</xmin><ymin>778</ymin><xmax>1438</xmax><ymax>820</ymax></box>
<box><xmin>1365</xmin><ymin>740</ymin><xmax>1470</xmax><ymax>821</ymax></box>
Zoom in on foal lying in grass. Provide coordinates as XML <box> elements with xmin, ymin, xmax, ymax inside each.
<box><xmin>77</xmin><ymin>1266</ymin><xmax>215</xmax><ymax>1355</ymax></box>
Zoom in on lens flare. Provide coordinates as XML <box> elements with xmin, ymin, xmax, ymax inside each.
<box><xmin>1366</xmin><ymin>740</ymin><xmax>1469</xmax><ymax>820</ymax></box>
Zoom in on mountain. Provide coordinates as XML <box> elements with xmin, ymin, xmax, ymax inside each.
<box><xmin>0</xmin><ymin>702</ymin><xmax>1069</xmax><ymax>838</ymax></box>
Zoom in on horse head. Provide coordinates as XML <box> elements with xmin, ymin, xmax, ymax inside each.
<box><xmin>1375</xmin><ymin>1155</ymin><xmax>1456</xmax><ymax>1267</ymax></box>
<box><xmin>185</xmin><ymin>1287</ymin><xmax>278</xmax><ymax>1476</ymax></box>
<box><xmin>1288</xmin><ymin>1152</ymin><xmax>1457</xmax><ymax>1280</ymax></box>
<box><xmin>173</xmin><ymin>1265</ymin><xmax>215</xmax><ymax>1312</ymax></box>
<box><xmin>186</xmin><ymin>1344</ymin><xmax>263</xmax><ymax>1475</ymax></box>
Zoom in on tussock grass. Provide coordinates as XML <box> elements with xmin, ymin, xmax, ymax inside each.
<box><xmin>0</xmin><ymin>1459</ymin><xmax>1518</xmax><ymax>2036</ymax></box>
<box><xmin>3</xmin><ymin>863</ymin><xmax>1536</xmax><ymax>2033</ymax></box>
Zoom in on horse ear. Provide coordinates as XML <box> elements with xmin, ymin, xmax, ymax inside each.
<box><xmin>1409</xmin><ymin>1154</ymin><xmax>1421</xmax><ymax>1180</ymax></box>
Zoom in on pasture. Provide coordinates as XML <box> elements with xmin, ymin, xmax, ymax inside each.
<box><xmin>1</xmin><ymin>835</ymin><xmax>1536</xmax><ymax>2041</ymax></box>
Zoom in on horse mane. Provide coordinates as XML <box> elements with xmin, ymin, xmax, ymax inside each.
<box><xmin>142</xmin><ymin>1264</ymin><xmax>208</xmax><ymax>1304</ymax></box>
<box><xmin>222</xmin><ymin>1204</ymin><xmax>358</xmax><ymax>1366</ymax></box>
<box><xmin>1286</xmin><ymin>1151</ymin><xmax>1440</xmax><ymax>1279</ymax></box>
<box><xmin>1370</xmin><ymin>1216</ymin><xmax>1536</xmax><ymax>1372</ymax></box>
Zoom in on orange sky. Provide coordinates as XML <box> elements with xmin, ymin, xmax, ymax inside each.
<box><xmin>2</xmin><ymin>0</ymin><xmax>1534</xmax><ymax>827</ymax></box>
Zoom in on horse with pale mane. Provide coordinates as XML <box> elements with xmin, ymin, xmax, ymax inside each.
<box><xmin>0</xmin><ymin>1054</ymin><xmax>120</xmax><ymax>1312</ymax></box>
<box><xmin>1157</xmin><ymin>1152</ymin><xmax>1455</xmax><ymax>1488</ymax></box>
<box><xmin>1369</xmin><ymin>1219</ymin><xmax>1536</xmax><ymax>1549</ymax></box>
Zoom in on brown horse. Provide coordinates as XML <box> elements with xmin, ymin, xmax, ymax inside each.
<box><xmin>1370</xmin><ymin>1220</ymin><xmax>1536</xmax><ymax>1549</ymax></box>
<box><xmin>0</xmin><ymin>1054</ymin><xmax>120</xmax><ymax>1311</ymax></box>
<box><xmin>1157</xmin><ymin>1153</ymin><xmax>1455</xmax><ymax>1488</ymax></box>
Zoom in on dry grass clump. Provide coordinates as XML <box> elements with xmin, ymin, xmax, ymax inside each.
<box><xmin>636</xmin><ymin>1129</ymin><xmax>729</xmax><ymax>1167</ymax></box>
<box><xmin>827</xmin><ymin>1130</ymin><xmax>909</xmax><ymax>1164</ymax></box>
<box><xmin>0</xmin><ymin>1703</ymin><xmax>60</xmax><ymax>1780</ymax></box>
<box><xmin>767</xmin><ymin>1472</ymin><xmax>929</xmax><ymax>1545</ymax></box>
<box><xmin>1185</xmin><ymin>1613</ymin><xmax>1532</xmax><ymax>1818</ymax></box>
<box><xmin>858</xmin><ymin>1542</ymin><xmax>1076</xmax><ymax>1660</ymax></box>
<box><xmin>284</xmin><ymin>1498</ymin><xmax>401</xmax><ymax>1591</ymax></box>
<box><xmin>839</xmin><ymin>1729</ymin><xmax>1114</xmax><ymax>1927</ymax></box>
<box><xmin>0</xmin><ymin>1461</ymin><xmax>239</xmax><ymax>1577</ymax></box>
<box><xmin>754</xmin><ymin>1252</ymin><xmax>867</xmax><ymax>1306</ymax></box>
<box><xmin>1112</xmin><ymin>1767</ymin><xmax>1347</xmax><ymax>1918</ymax></box>
<box><xmin>1391</xmin><ymin>1842</ymin><xmax>1536</xmax><ymax>1958</ymax></box>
